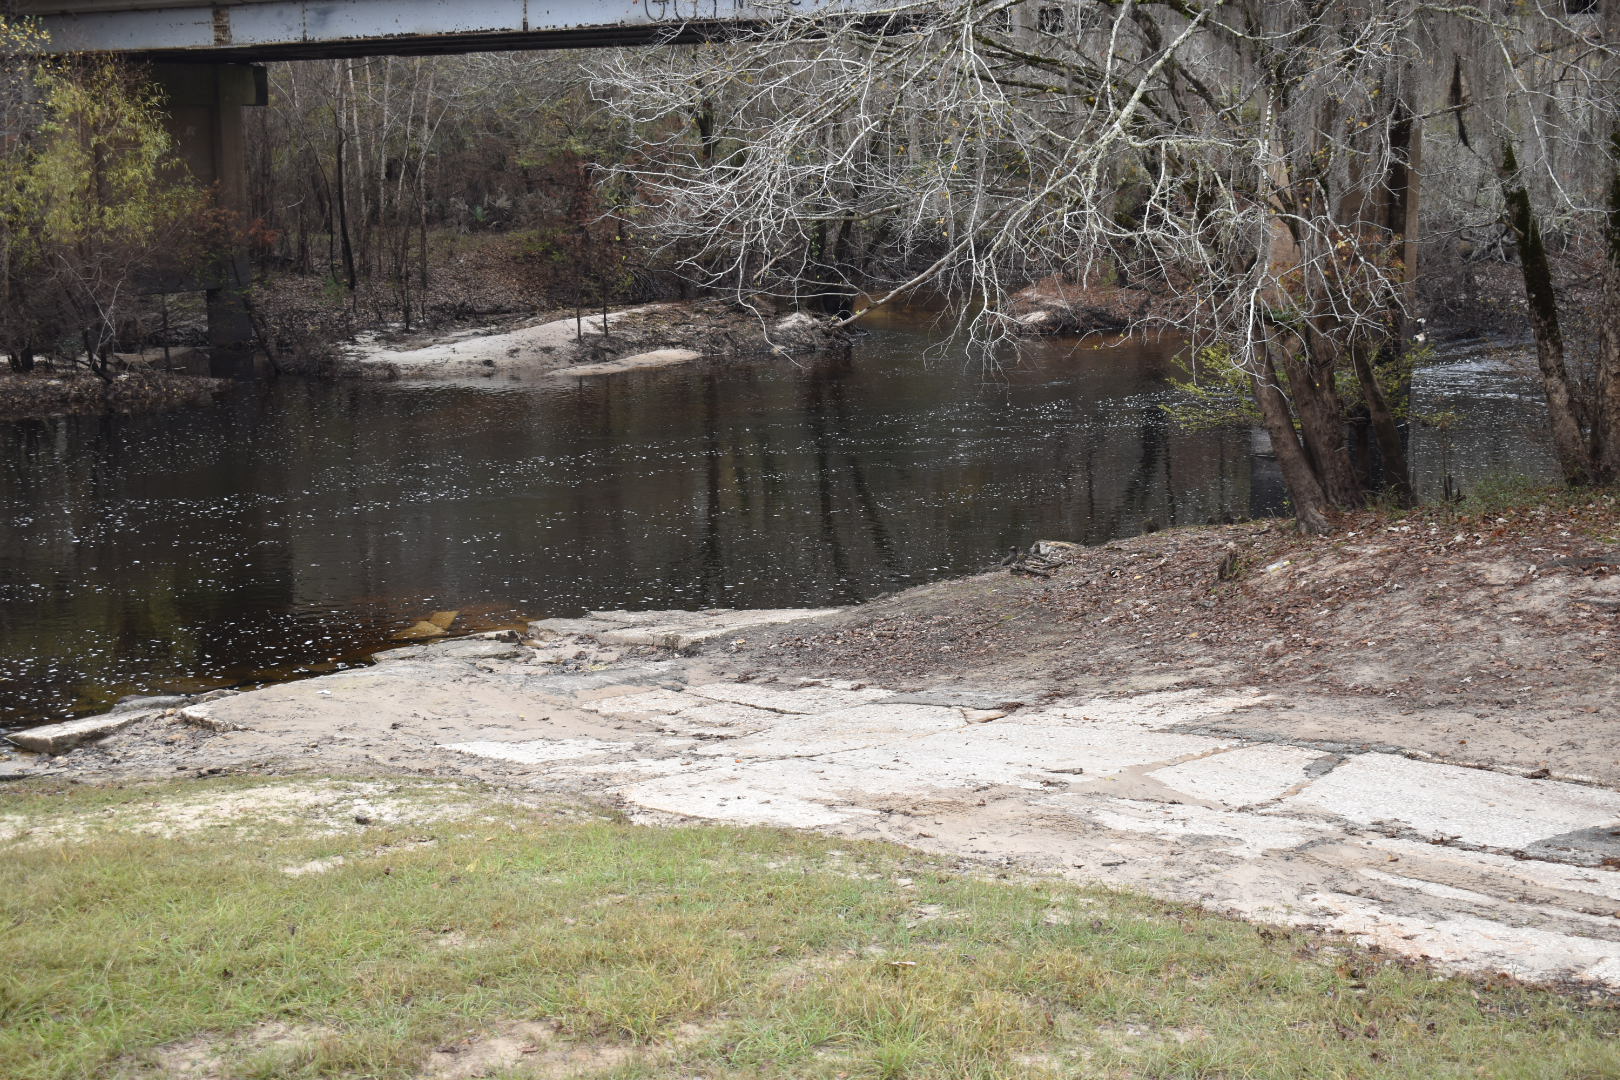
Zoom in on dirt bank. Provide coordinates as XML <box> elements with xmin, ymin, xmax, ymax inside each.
<box><xmin>738</xmin><ymin>491</ymin><xmax>1620</xmax><ymax>785</ymax></box>
<box><xmin>1007</xmin><ymin>274</ymin><xmax>1185</xmax><ymax>336</ymax></box>
<box><xmin>0</xmin><ymin>366</ymin><xmax>227</xmax><ymax>421</ymax></box>
<box><xmin>8</xmin><ymin>599</ymin><xmax>1620</xmax><ymax>990</ymax></box>
<box><xmin>7</xmin><ymin>491</ymin><xmax>1620</xmax><ymax>991</ymax></box>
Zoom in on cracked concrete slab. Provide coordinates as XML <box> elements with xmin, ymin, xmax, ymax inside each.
<box><xmin>5</xmin><ymin>712</ymin><xmax>148</xmax><ymax>754</ymax></box>
<box><xmin>1302</xmin><ymin>891</ymin><xmax>1620</xmax><ymax>986</ymax></box>
<box><xmin>687</xmin><ymin>703</ymin><xmax>969</xmax><ymax>758</ymax></box>
<box><xmin>1274</xmin><ymin>753</ymin><xmax>1620</xmax><ymax>855</ymax></box>
<box><xmin>25</xmin><ymin>608</ymin><xmax>1620</xmax><ymax>992</ymax></box>
<box><xmin>579</xmin><ymin>689</ymin><xmax>696</xmax><ymax>717</ymax></box>
<box><xmin>1048</xmin><ymin>795</ymin><xmax>1336</xmax><ymax>858</ymax></box>
<box><xmin>872</xmin><ymin>689</ymin><xmax>1028</xmax><ymax>711</ymax></box>
<box><xmin>1041</xmin><ymin>689</ymin><xmax>1271</xmax><ymax>731</ymax></box>
<box><xmin>1527</xmin><ymin>825</ymin><xmax>1620</xmax><ymax>865</ymax></box>
<box><xmin>622</xmin><ymin>759</ymin><xmax>884</xmax><ymax>828</ymax></box>
<box><xmin>1334</xmin><ymin>836</ymin><xmax>1620</xmax><ymax>908</ymax></box>
<box><xmin>440</xmin><ymin>738</ymin><xmax>636</xmax><ymax>765</ymax></box>
<box><xmin>683</xmin><ymin>682</ymin><xmax>887</xmax><ymax>714</ymax></box>
<box><xmin>1148</xmin><ymin>745</ymin><xmax>1326</xmax><ymax>808</ymax></box>
<box><xmin>820</xmin><ymin>723</ymin><xmax>1232</xmax><ymax>791</ymax></box>
<box><xmin>541</xmin><ymin>607</ymin><xmax>847</xmax><ymax>652</ymax></box>
<box><xmin>648</xmin><ymin>702</ymin><xmax>783</xmax><ymax>737</ymax></box>
<box><xmin>576</xmin><ymin>689</ymin><xmax>785</xmax><ymax>736</ymax></box>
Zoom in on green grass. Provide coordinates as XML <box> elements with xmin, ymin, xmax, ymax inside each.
<box><xmin>1</xmin><ymin>777</ymin><xmax>1616</xmax><ymax>1079</ymax></box>
<box><xmin>1453</xmin><ymin>474</ymin><xmax>1610</xmax><ymax>517</ymax></box>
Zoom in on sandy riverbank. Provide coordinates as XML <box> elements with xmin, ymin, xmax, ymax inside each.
<box><xmin>346</xmin><ymin>301</ymin><xmax>845</xmax><ymax>382</ymax></box>
<box><xmin>0</xmin><ymin>300</ymin><xmax>845</xmax><ymax>420</ymax></box>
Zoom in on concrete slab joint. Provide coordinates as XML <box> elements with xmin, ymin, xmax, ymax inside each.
<box><xmin>28</xmin><ymin>605</ymin><xmax>1620</xmax><ymax>991</ymax></box>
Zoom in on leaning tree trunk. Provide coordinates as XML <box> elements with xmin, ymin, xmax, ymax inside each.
<box><xmin>1363</xmin><ymin>88</ymin><xmax>1418</xmax><ymax>505</ymax></box>
<box><xmin>1280</xmin><ymin>343</ymin><xmax>1364</xmax><ymax>509</ymax></box>
<box><xmin>1350</xmin><ymin>340</ymin><xmax>1415</xmax><ymax>505</ymax></box>
<box><xmin>1253</xmin><ymin>347</ymin><xmax>1334</xmax><ymax>534</ymax></box>
<box><xmin>1501</xmin><ymin>145</ymin><xmax>1591</xmax><ymax>484</ymax></box>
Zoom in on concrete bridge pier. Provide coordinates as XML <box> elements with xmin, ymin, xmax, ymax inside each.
<box><xmin>149</xmin><ymin>63</ymin><xmax>266</xmax><ymax>374</ymax></box>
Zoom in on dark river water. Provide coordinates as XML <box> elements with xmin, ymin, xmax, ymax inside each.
<box><xmin>0</xmin><ymin>322</ymin><xmax>1554</xmax><ymax>729</ymax></box>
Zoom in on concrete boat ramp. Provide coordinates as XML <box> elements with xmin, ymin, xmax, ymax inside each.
<box><xmin>8</xmin><ymin>606</ymin><xmax>1620</xmax><ymax>991</ymax></box>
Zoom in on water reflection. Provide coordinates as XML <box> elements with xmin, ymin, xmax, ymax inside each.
<box><xmin>0</xmin><ymin>326</ymin><xmax>1552</xmax><ymax>727</ymax></box>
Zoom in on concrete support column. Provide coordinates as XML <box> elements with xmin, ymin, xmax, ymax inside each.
<box><xmin>150</xmin><ymin>63</ymin><xmax>266</xmax><ymax>374</ymax></box>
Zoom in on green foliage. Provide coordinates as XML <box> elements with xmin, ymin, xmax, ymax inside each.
<box><xmin>516</xmin><ymin>226</ymin><xmax>573</xmax><ymax>264</ymax></box>
<box><xmin>1167</xmin><ymin>339</ymin><xmax>1432</xmax><ymax>435</ymax></box>
<box><xmin>1338</xmin><ymin>340</ymin><xmax>1430</xmax><ymax>422</ymax></box>
<box><xmin>1457</xmin><ymin>472</ymin><xmax>1553</xmax><ymax>514</ymax></box>
<box><xmin>27</xmin><ymin>66</ymin><xmax>195</xmax><ymax>246</ymax></box>
<box><xmin>1162</xmin><ymin>343</ymin><xmax>1261</xmax><ymax>431</ymax></box>
<box><xmin>1416</xmin><ymin>406</ymin><xmax>1463</xmax><ymax>434</ymax></box>
<box><xmin>0</xmin><ymin>21</ymin><xmax>206</xmax><ymax>370</ymax></box>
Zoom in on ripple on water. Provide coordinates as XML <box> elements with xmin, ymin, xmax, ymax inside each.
<box><xmin>0</xmin><ymin>329</ymin><xmax>1554</xmax><ymax>728</ymax></box>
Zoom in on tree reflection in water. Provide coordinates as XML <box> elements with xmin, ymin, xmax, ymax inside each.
<box><xmin>0</xmin><ymin>324</ymin><xmax>1551</xmax><ymax>727</ymax></box>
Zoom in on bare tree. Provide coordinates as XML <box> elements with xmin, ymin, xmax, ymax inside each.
<box><xmin>245</xmin><ymin>50</ymin><xmax>641</xmax><ymax>327</ymax></box>
<box><xmin>1405</xmin><ymin>2</ymin><xmax>1620</xmax><ymax>484</ymax></box>
<box><xmin>592</xmin><ymin>0</ymin><xmax>1436</xmax><ymax>531</ymax></box>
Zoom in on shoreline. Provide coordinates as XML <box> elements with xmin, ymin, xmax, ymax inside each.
<box><xmin>346</xmin><ymin>300</ymin><xmax>846</xmax><ymax>382</ymax></box>
<box><xmin>0</xmin><ymin>299</ymin><xmax>846</xmax><ymax>421</ymax></box>
<box><xmin>0</xmin><ymin>366</ymin><xmax>227</xmax><ymax>421</ymax></box>
<box><xmin>7</xmin><ymin>494</ymin><xmax>1620</xmax><ymax>992</ymax></box>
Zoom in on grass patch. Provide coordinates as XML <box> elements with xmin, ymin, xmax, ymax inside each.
<box><xmin>1</xmin><ymin>776</ymin><xmax>1616</xmax><ymax>1079</ymax></box>
<box><xmin>1435</xmin><ymin>475</ymin><xmax>1620</xmax><ymax>534</ymax></box>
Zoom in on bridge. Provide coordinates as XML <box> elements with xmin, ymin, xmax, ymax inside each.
<box><xmin>13</xmin><ymin>0</ymin><xmax>860</xmax><ymax>366</ymax></box>
<box><xmin>16</xmin><ymin>0</ymin><xmax>852</xmax><ymax>60</ymax></box>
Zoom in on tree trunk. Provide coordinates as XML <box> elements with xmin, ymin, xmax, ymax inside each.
<box><xmin>1501</xmin><ymin>144</ymin><xmax>1590</xmax><ymax>484</ymax></box>
<box><xmin>1369</xmin><ymin>85</ymin><xmax>1419</xmax><ymax>497</ymax></box>
<box><xmin>828</xmin><ymin>215</ymin><xmax>856</xmax><ymax>317</ymax></box>
<box><xmin>1351</xmin><ymin>340</ymin><xmax>1415</xmax><ymax>505</ymax></box>
<box><xmin>414</xmin><ymin>62</ymin><xmax>436</xmax><ymax>292</ymax></box>
<box><xmin>1595</xmin><ymin>131</ymin><xmax>1620</xmax><ymax>483</ymax></box>
<box><xmin>83</xmin><ymin>329</ymin><xmax>111</xmax><ymax>383</ymax></box>
<box><xmin>334</xmin><ymin>111</ymin><xmax>357</xmax><ymax>292</ymax></box>
<box><xmin>1280</xmin><ymin>343</ymin><xmax>1363</xmax><ymax>509</ymax></box>
<box><xmin>1253</xmin><ymin>348</ymin><xmax>1333</xmax><ymax>534</ymax></box>
<box><xmin>418</xmin><ymin>193</ymin><xmax>430</xmax><ymax>292</ymax></box>
<box><xmin>1380</xmin><ymin>94</ymin><xmax>1421</xmax><ymax>360</ymax></box>
<box><xmin>347</xmin><ymin>60</ymin><xmax>371</xmax><ymax>280</ymax></box>
<box><xmin>695</xmin><ymin>96</ymin><xmax>718</xmax><ymax>166</ymax></box>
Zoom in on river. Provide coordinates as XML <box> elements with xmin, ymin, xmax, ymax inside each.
<box><xmin>0</xmin><ymin>322</ymin><xmax>1555</xmax><ymax>729</ymax></box>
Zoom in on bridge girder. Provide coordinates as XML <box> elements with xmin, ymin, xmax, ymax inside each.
<box><xmin>16</xmin><ymin>0</ymin><xmax>862</xmax><ymax>60</ymax></box>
